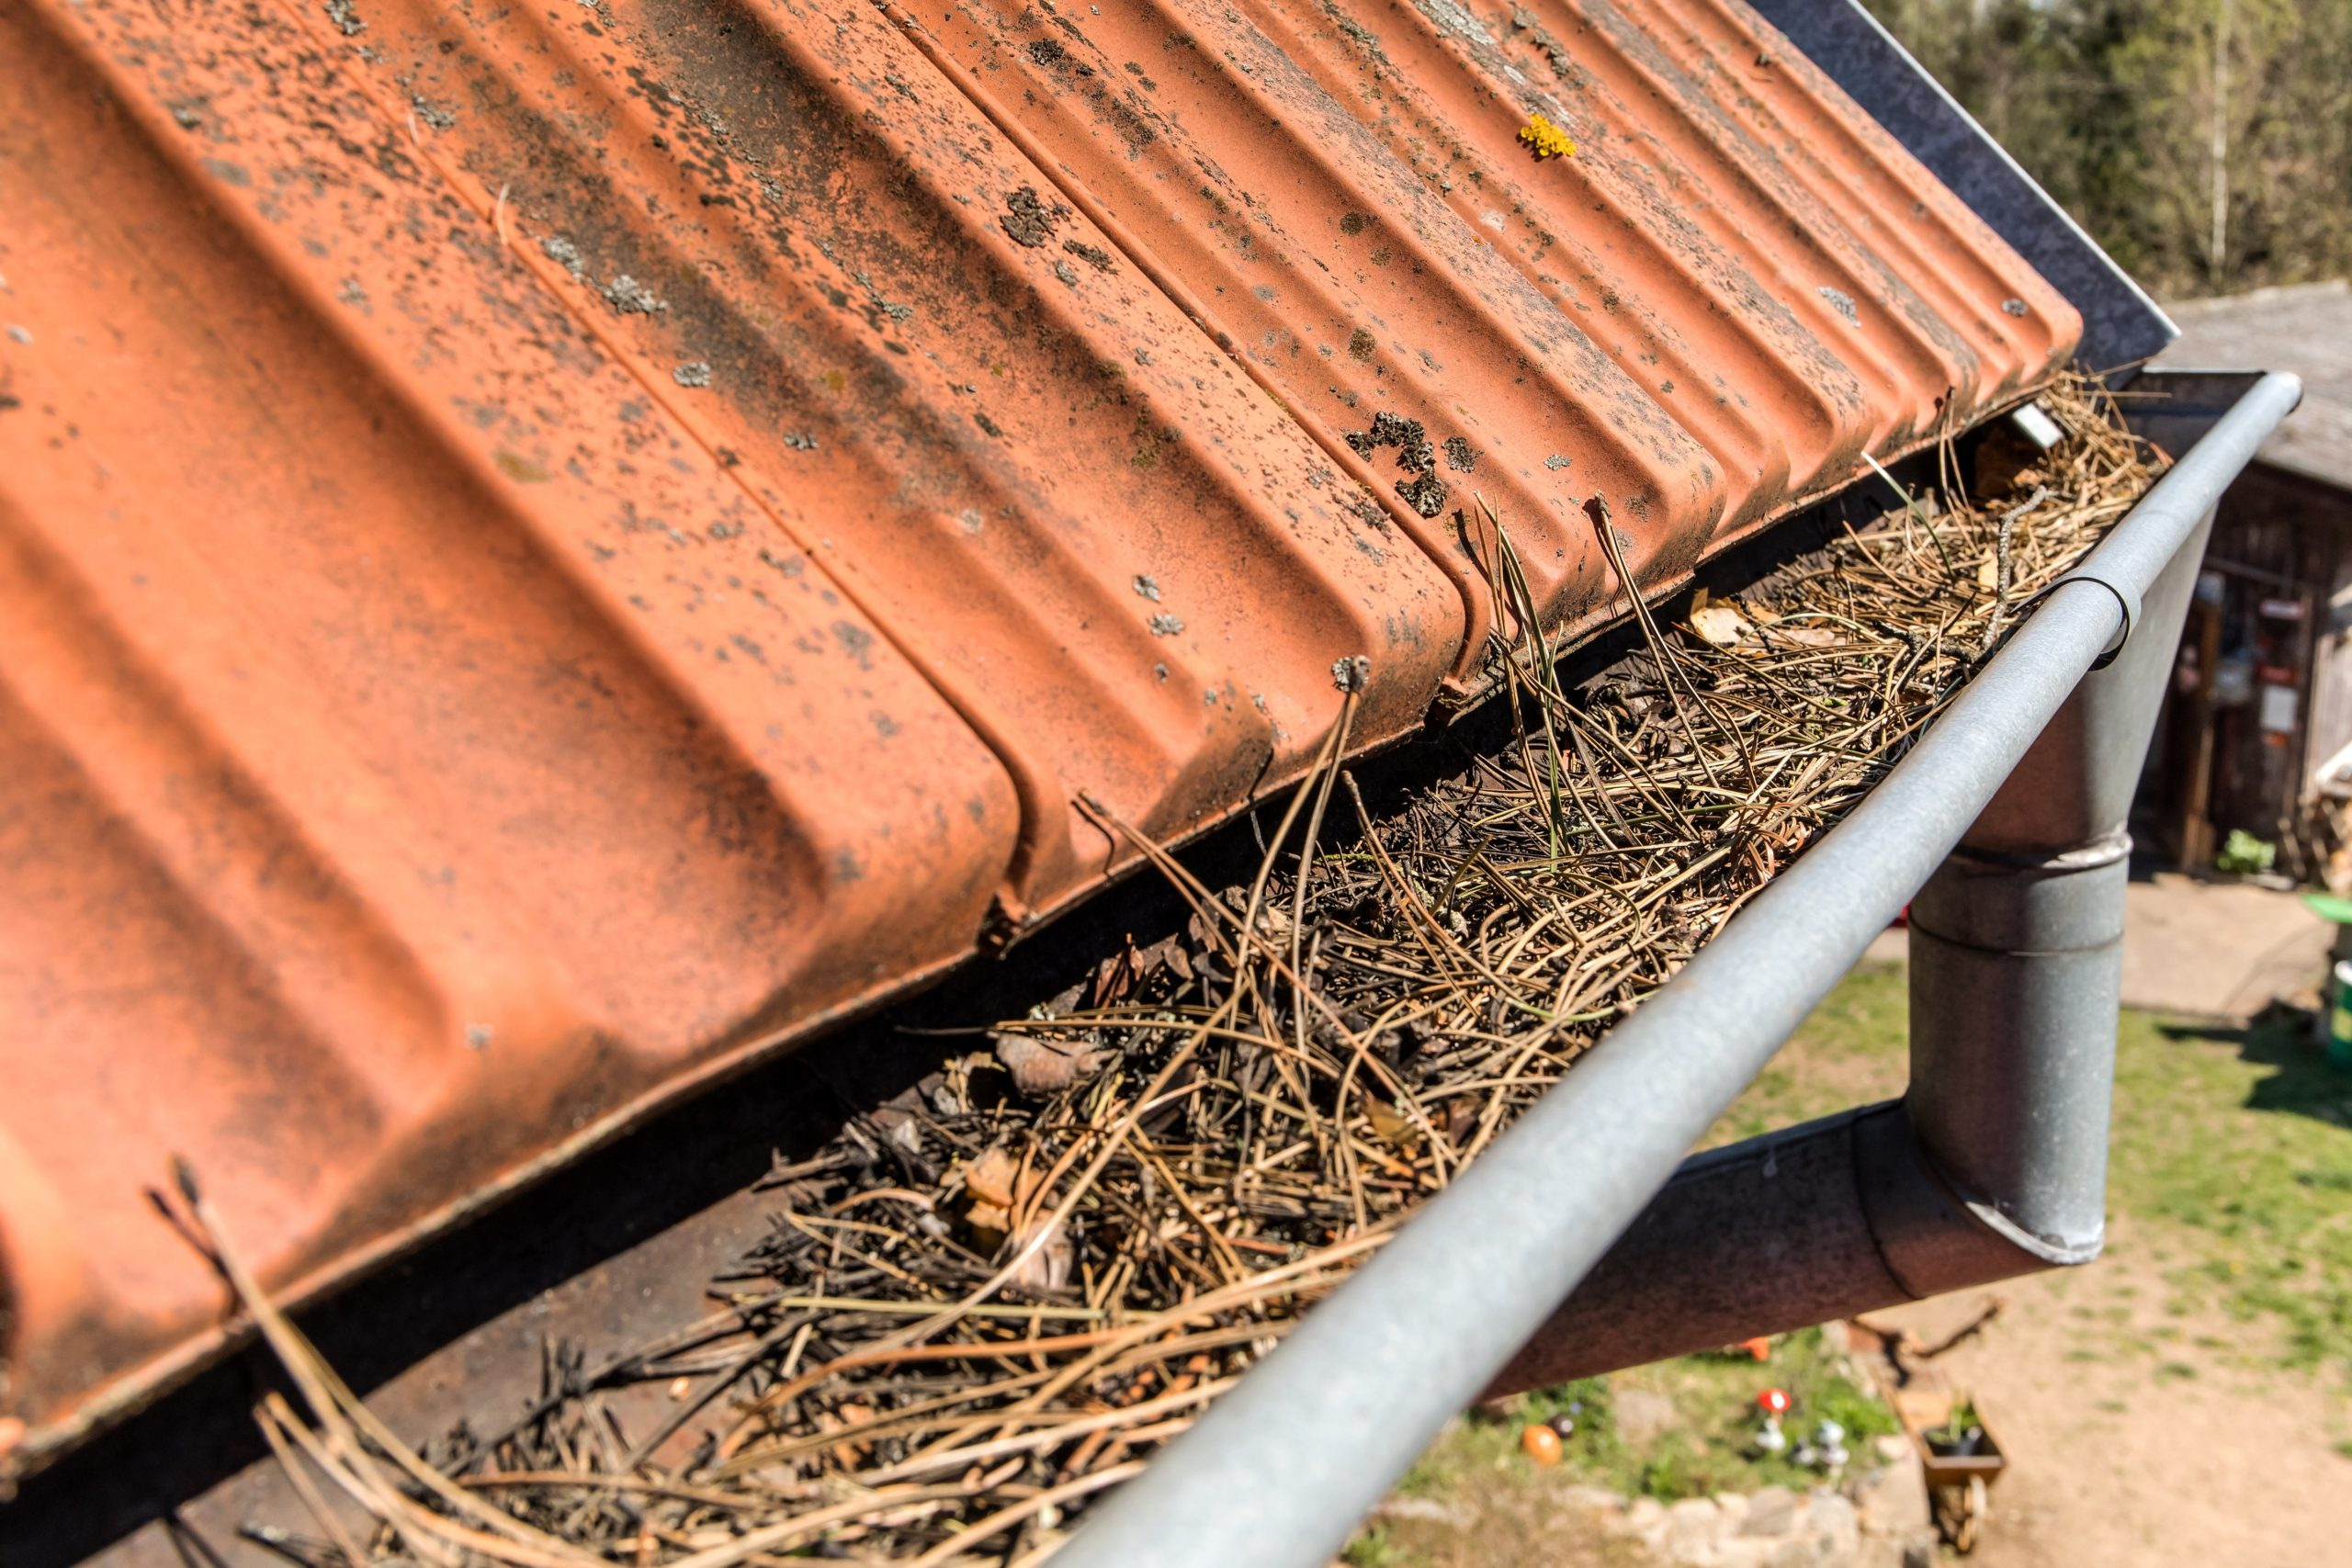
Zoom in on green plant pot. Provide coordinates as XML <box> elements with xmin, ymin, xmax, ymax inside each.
<box><xmin>2329</xmin><ymin>962</ymin><xmax>2352</xmax><ymax>1074</ymax></box>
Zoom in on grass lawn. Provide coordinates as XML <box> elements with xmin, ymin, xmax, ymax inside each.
<box><xmin>1389</xmin><ymin>1326</ymin><xmax>1897</xmax><ymax>1504</ymax></box>
<box><xmin>1719</xmin><ymin>961</ymin><xmax>2352</xmax><ymax>1378</ymax></box>
<box><xmin>1348</xmin><ymin>957</ymin><xmax>2352</xmax><ymax>1563</ymax></box>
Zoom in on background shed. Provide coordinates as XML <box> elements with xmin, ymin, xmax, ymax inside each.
<box><xmin>2143</xmin><ymin>281</ymin><xmax>2352</xmax><ymax>870</ymax></box>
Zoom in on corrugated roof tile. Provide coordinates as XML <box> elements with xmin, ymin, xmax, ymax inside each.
<box><xmin>0</xmin><ymin>0</ymin><xmax>2076</xmax><ymax>1462</ymax></box>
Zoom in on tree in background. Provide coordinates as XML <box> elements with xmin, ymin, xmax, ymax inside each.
<box><xmin>1864</xmin><ymin>0</ymin><xmax>2352</xmax><ymax>300</ymax></box>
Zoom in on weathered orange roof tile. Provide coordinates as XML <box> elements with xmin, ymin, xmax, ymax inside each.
<box><xmin>0</xmin><ymin>0</ymin><xmax>2076</xmax><ymax>1464</ymax></box>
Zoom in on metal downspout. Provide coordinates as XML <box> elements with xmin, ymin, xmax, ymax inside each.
<box><xmin>1901</xmin><ymin>493</ymin><xmax>2213</xmax><ymax>1274</ymax></box>
<box><xmin>1483</xmin><ymin>490</ymin><xmax>2221</xmax><ymax>1389</ymax></box>
<box><xmin>1049</xmin><ymin>374</ymin><xmax>2301</xmax><ymax>1568</ymax></box>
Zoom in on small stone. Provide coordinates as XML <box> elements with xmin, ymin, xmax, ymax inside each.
<box><xmin>1148</xmin><ymin>613</ymin><xmax>1184</xmax><ymax>637</ymax></box>
<box><xmin>1804</xmin><ymin>1492</ymin><xmax>1862</xmax><ymax>1559</ymax></box>
<box><xmin>1847</xmin><ymin>1443</ymin><xmax>1930</xmax><ymax>1539</ymax></box>
<box><xmin>1133</xmin><ymin>574</ymin><xmax>1161</xmax><ymax>601</ymax></box>
<box><xmin>1556</xmin><ymin>1484</ymin><xmax>1624</xmax><ymax>1518</ymax></box>
<box><xmin>673</xmin><ymin>361</ymin><xmax>713</xmax><ymax>389</ymax></box>
<box><xmin>1741</xmin><ymin>1485</ymin><xmax>1798</xmax><ymax>1538</ymax></box>
<box><xmin>1614</xmin><ymin>1495</ymin><xmax>1668</xmax><ymax>1547</ymax></box>
<box><xmin>1666</xmin><ymin>1496</ymin><xmax>1721</xmax><ymax>1555</ymax></box>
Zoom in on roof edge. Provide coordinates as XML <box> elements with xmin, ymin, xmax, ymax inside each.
<box><xmin>1746</xmin><ymin>0</ymin><xmax>2176</xmax><ymax>375</ymax></box>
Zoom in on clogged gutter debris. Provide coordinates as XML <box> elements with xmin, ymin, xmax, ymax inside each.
<box><xmin>211</xmin><ymin>376</ymin><xmax>2160</xmax><ymax>1564</ymax></box>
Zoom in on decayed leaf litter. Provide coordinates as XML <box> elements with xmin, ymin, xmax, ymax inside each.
<box><xmin>197</xmin><ymin>375</ymin><xmax>2161</xmax><ymax>1564</ymax></box>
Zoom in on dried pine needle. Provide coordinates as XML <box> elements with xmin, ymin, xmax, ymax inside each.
<box><xmin>234</xmin><ymin>375</ymin><xmax>2161</xmax><ymax>1565</ymax></box>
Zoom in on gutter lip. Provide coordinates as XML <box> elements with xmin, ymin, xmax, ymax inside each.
<box><xmin>1048</xmin><ymin>370</ymin><xmax>2303</xmax><ymax>1568</ymax></box>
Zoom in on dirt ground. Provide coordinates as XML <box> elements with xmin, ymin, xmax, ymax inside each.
<box><xmin>1875</xmin><ymin>1237</ymin><xmax>2349</xmax><ymax>1567</ymax></box>
<box><xmin>1363</xmin><ymin>876</ymin><xmax>2352</xmax><ymax>1567</ymax></box>
<box><xmin>1879</xmin><ymin>876</ymin><xmax>2352</xmax><ymax>1564</ymax></box>
<box><xmin>1377</xmin><ymin>1261</ymin><xmax>2352</xmax><ymax>1568</ymax></box>
<box><xmin>2117</xmin><ymin>873</ymin><xmax>2336</xmax><ymax>1022</ymax></box>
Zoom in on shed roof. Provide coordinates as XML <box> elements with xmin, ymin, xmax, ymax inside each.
<box><xmin>0</xmin><ymin>0</ymin><xmax>2077</xmax><ymax>1465</ymax></box>
<box><xmin>2157</xmin><ymin>281</ymin><xmax>2352</xmax><ymax>491</ymax></box>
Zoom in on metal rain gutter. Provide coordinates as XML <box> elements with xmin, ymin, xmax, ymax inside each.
<box><xmin>1051</xmin><ymin>371</ymin><xmax>2303</xmax><ymax>1568</ymax></box>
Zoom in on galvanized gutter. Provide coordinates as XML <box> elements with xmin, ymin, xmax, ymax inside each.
<box><xmin>1052</xmin><ymin>371</ymin><xmax>2302</xmax><ymax>1568</ymax></box>
<box><xmin>1491</xmin><ymin>464</ymin><xmax>2204</xmax><ymax>1381</ymax></box>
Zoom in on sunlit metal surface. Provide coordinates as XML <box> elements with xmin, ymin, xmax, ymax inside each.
<box><xmin>0</xmin><ymin>0</ymin><xmax>2076</xmax><ymax>1466</ymax></box>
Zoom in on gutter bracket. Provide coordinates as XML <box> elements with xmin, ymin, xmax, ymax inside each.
<box><xmin>2030</xmin><ymin>570</ymin><xmax>2141</xmax><ymax>670</ymax></box>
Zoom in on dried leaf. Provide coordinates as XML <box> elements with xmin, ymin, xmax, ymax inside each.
<box><xmin>993</xmin><ymin>1031</ymin><xmax>1110</xmax><ymax>1096</ymax></box>
<box><xmin>1770</xmin><ymin>624</ymin><xmax>1841</xmax><ymax>649</ymax></box>
<box><xmin>1689</xmin><ymin>604</ymin><xmax>1754</xmax><ymax>648</ymax></box>
<box><xmin>1008</xmin><ymin>1217</ymin><xmax>1074</xmax><ymax>1292</ymax></box>
<box><xmin>1364</xmin><ymin>1100</ymin><xmax>1423</xmax><ymax>1151</ymax></box>
<box><xmin>964</xmin><ymin>1146</ymin><xmax>1018</xmax><ymax>1209</ymax></box>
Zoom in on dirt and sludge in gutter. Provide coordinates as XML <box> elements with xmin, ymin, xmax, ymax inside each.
<box><xmin>176</xmin><ymin>376</ymin><xmax>2162</xmax><ymax>1565</ymax></box>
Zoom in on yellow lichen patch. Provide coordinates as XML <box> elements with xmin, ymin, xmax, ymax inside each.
<box><xmin>1517</xmin><ymin>112</ymin><xmax>1576</xmax><ymax>160</ymax></box>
